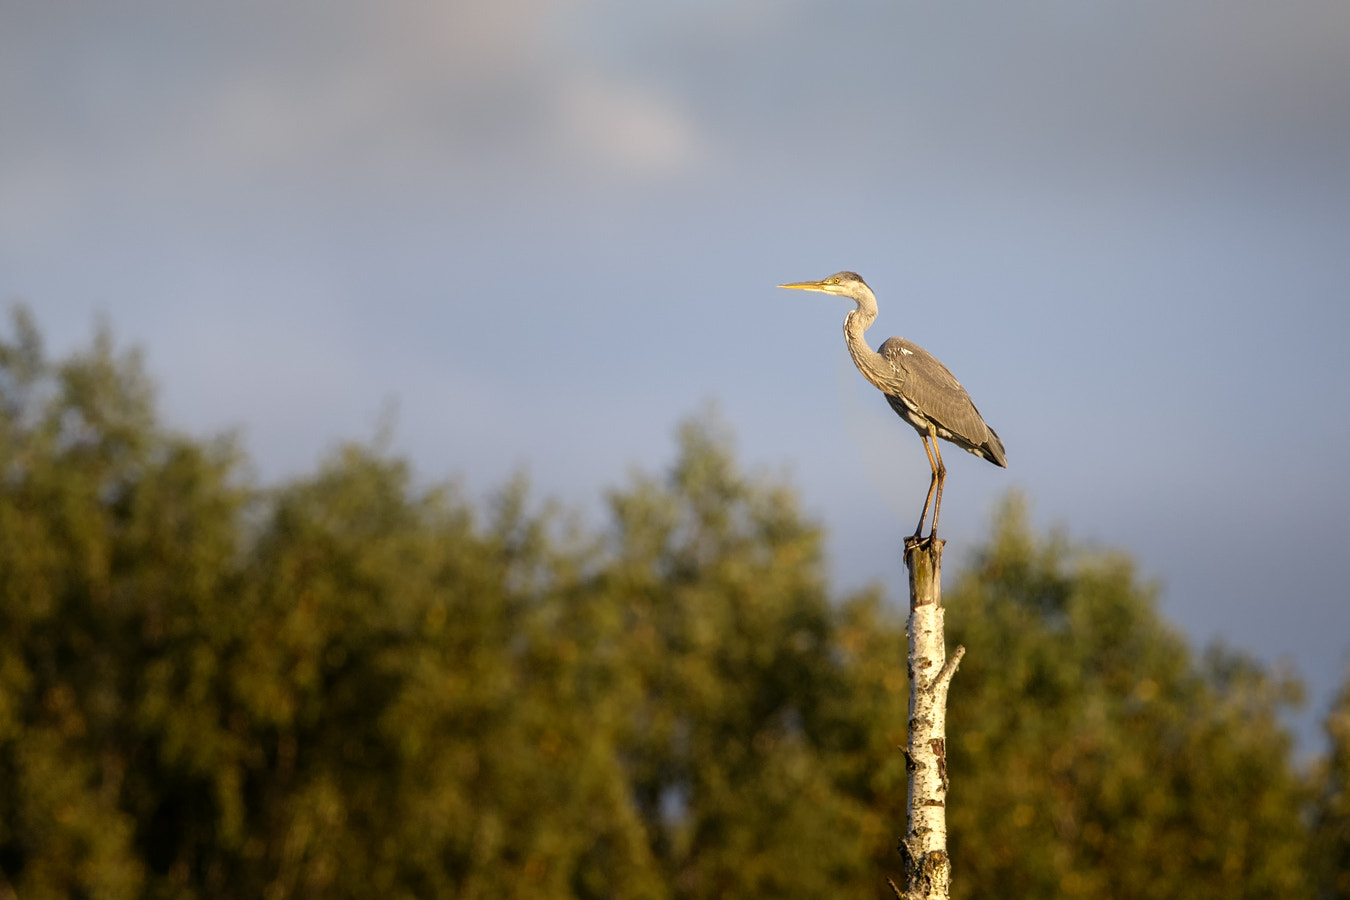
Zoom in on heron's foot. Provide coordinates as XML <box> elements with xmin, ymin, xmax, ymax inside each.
<box><xmin>905</xmin><ymin>534</ymin><xmax>946</xmax><ymax>558</ymax></box>
<box><xmin>905</xmin><ymin>533</ymin><xmax>938</xmax><ymax>552</ymax></box>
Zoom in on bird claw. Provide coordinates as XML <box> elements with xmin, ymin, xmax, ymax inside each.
<box><xmin>905</xmin><ymin>533</ymin><xmax>942</xmax><ymax>553</ymax></box>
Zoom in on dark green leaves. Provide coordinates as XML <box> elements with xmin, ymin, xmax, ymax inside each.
<box><xmin>0</xmin><ymin>310</ymin><xmax>1342</xmax><ymax>898</ymax></box>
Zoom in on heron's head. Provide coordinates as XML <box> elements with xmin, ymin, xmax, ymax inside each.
<box><xmin>777</xmin><ymin>271</ymin><xmax>872</xmax><ymax>301</ymax></box>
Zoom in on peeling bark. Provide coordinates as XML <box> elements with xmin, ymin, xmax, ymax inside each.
<box><xmin>898</xmin><ymin>536</ymin><xmax>964</xmax><ymax>900</ymax></box>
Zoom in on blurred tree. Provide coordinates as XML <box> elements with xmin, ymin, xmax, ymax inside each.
<box><xmin>0</xmin><ymin>308</ymin><xmax>661</xmax><ymax>899</ymax></box>
<box><xmin>599</xmin><ymin>414</ymin><xmax>909</xmax><ymax>898</ymax></box>
<box><xmin>0</xmin><ymin>309</ymin><xmax>1335</xmax><ymax>899</ymax></box>
<box><xmin>0</xmin><ymin>307</ymin><xmax>241</xmax><ymax>899</ymax></box>
<box><xmin>184</xmin><ymin>450</ymin><xmax>662</xmax><ymax>899</ymax></box>
<box><xmin>1313</xmin><ymin>666</ymin><xmax>1350</xmax><ymax>899</ymax></box>
<box><xmin>944</xmin><ymin>495</ymin><xmax>1311</xmax><ymax>900</ymax></box>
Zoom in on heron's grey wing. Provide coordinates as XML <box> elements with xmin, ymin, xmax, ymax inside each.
<box><xmin>877</xmin><ymin>337</ymin><xmax>993</xmax><ymax>447</ymax></box>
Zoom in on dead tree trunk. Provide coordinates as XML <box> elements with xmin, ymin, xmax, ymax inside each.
<box><xmin>894</xmin><ymin>537</ymin><xmax>964</xmax><ymax>900</ymax></box>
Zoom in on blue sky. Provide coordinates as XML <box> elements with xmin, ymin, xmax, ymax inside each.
<box><xmin>5</xmin><ymin>1</ymin><xmax>1349</xmax><ymax>744</ymax></box>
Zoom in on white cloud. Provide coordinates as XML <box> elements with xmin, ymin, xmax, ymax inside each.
<box><xmin>555</xmin><ymin>74</ymin><xmax>705</xmax><ymax>176</ymax></box>
<box><xmin>0</xmin><ymin>0</ymin><xmax>716</xmax><ymax>239</ymax></box>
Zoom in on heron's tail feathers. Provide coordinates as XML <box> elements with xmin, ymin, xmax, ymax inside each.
<box><xmin>982</xmin><ymin>427</ymin><xmax>1007</xmax><ymax>468</ymax></box>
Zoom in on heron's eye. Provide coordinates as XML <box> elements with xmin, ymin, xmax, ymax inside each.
<box><xmin>831</xmin><ymin>278</ymin><xmax>839</xmax><ymax>284</ymax></box>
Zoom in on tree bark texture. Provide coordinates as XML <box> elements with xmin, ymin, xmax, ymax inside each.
<box><xmin>897</xmin><ymin>537</ymin><xmax>964</xmax><ymax>900</ymax></box>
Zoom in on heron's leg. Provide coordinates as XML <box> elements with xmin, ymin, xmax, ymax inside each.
<box><xmin>915</xmin><ymin>434</ymin><xmax>940</xmax><ymax>538</ymax></box>
<box><xmin>929</xmin><ymin>433</ymin><xmax>948</xmax><ymax>540</ymax></box>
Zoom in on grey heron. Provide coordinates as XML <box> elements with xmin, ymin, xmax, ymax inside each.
<box><xmin>779</xmin><ymin>271</ymin><xmax>1006</xmax><ymax>540</ymax></box>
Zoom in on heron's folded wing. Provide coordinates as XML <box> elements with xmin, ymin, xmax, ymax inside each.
<box><xmin>878</xmin><ymin>337</ymin><xmax>992</xmax><ymax>446</ymax></box>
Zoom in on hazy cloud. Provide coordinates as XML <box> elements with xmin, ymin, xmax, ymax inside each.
<box><xmin>0</xmin><ymin>0</ymin><xmax>714</xmax><ymax>242</ymax></box>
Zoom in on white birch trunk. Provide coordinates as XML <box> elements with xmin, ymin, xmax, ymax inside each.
<box><xmin>896</xmin><ymin>538</ymin><xmax>964</xmax><ymax>900</ymax></box>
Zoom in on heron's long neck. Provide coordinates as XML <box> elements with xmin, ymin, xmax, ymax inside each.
<box><xmin>843</xmin><ymin>292</ymin><xmax>890</xmax><ymax>390</ymax></box>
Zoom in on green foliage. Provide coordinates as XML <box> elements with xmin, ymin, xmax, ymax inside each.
<box><xmin>1314</xmin><ymin>668</ymin><xmax>1350</xmax><ymax>899</ymax></box>
<box><xmin>600</xmin><ymin>415</ymin><xmax>906</xmax><ymax>897</ymax></box>
<box><xmin>946</xmin><ymin>496</ymin><xmax>1311</xmax><ymax>899</ymax></box>
<box><xmin>0</xmin><ymin>308</ymin><xmax>1343</xmax><ymax>897</ymax></box>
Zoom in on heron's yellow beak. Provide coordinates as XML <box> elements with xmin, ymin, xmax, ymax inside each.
<box><xmin>777</xmin><ymin>280</ymin><xmax>832</xmax><ymax>293</ymax></box>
